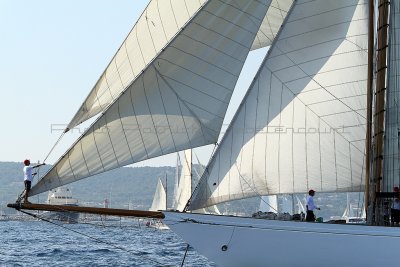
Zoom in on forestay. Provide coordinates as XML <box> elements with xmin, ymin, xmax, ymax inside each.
<box><xmin>383</xmin><ymin>0</ymin><xmax>400</xmax><ymax>192</ymax></box>
<box><xmin>30</xmin><ymin>0</ymin><xmax>271</xmax><ymax>196</ymax></box>
<box><xmin>189</xmin><ymin>0</ymin><xmax>369</xmax><ymax>210</ymax></box>
<box><xmin>67</xmin><ymin>0</ymin><xmax>292</xmax><ymax>130</ymax></box>
<box><xmin>149</xmin><ymin>178</ymin><xmax>167</xmax><ymax>211</ymax></box>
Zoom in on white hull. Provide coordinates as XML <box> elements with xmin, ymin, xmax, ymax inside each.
<box><xmin>163</xmin><ymin>211</ymin><xmax>400</xmax><ymax>267</ymax></box>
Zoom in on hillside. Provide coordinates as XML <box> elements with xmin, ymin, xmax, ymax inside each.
<box><xmin>0</xmin><ymin>162</ymin><xmax>363</xmax><ymax>219</ymax></box>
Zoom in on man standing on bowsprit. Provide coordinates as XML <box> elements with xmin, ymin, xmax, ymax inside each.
<box><xmin>21</xmin><ymin>159</ymin><xmax>45</xmax><ymax>203</ymax></box>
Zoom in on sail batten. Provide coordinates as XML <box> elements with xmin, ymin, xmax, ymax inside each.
<box><xmin>30</xmin><ymin>0</ymin><xmax>272</xmax><ymax>196</ymax></box>
<box><xmin>188</xmin><ymin>0</ymin><xmax>369</xmax><ymax>210</ymax></box>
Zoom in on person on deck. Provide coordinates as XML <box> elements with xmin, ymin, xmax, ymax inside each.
<box><xmin>391</xmin><ymin>187</ymin><xmax>400</xmax><ymax>226</ymax></box>
<box><xmin>306</xmin><ymin>189</ymin><xmax>320</xmax><ymax>222</ymax></box>
<box><xmin>21</xmin><ymin>159</ymin><xmax>45</xmax><ymax>203</ymax></box>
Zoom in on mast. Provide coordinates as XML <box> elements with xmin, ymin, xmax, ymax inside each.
<box><xmin>372</xmin><ymin>0</ymin><xmax>390</xmax><ymax>225</ymax></box>
<box><xmin>165</xmin><ymin>173</ymin><xmax>168</xmax><ymax>210</ymax></box>
<box><xmin>365</xmin><ymin>0</ymin><xmax>374</xmax><ymax>220</ymax></box>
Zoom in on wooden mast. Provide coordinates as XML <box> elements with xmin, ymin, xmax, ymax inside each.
<box><xmin>372</xmin><ymin>0</ymin><xmax>390</xmax><ymax>224</ymax></box>
<box><xmin>365</xmin><ymin>0</ymin><xmax>374</xmax><ymax>220</ymax></box>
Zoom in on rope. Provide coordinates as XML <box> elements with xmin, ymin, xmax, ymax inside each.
<box><xmin>43</xmin><ymin>131</ymin><xmax>65</xmax><ymax>163</ymax></box>
<box><xmin>17</xmin><ymin>209</ymin><xmax>171</xmax><ymax>267</ymax></box>
<box><xmin>180</xmin><ymin>244</ymin><xmax>190</xmax><ymax>267</ymax></box>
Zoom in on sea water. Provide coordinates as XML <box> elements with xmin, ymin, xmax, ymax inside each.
<box><xmin>0</xmin><ymin>220</ymin><xmax>215</xmax><ymax>267</ymax></box>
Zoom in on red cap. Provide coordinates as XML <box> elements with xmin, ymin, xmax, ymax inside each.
<box><xmin>24</xmin><ymin>159</ymin><xmax>30</xmax><ymax>165</ymax></box>
<box><xmin>309</xmin><ymin>189</ymin><xmax>315</xmax><ymax>194</ymax></box>
<box><xmin>394</xmin><ymin>186</ymin><xmax>399</xmax><ymax>192</ymax></box>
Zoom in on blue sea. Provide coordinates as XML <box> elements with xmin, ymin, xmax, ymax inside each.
<box><xmin>0</xmin><ymin>219</ymin><xmax>216</xmax><ymax>267</ymax></box>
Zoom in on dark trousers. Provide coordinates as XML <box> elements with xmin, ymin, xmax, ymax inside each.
<box><xmin>306</xmin><ymin>210</ymin><xmax>315</xmax><ymax>222</ymax></box>
<box><xmin>391</xmin><ymin>208</ymin><xmax>400</xmax><ymax>224</ymax></box>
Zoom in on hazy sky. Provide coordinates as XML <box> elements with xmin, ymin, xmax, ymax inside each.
<box><xmin>0</xmin><ymin>0</ymin><xmax>267</xmax><ymax>167</ymax></box>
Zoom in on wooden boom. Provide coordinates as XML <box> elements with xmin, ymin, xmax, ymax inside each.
<box><xmin>7</xmin><ymin>203</ymin><xmax>165</xmax><ymax>219</ymax></box>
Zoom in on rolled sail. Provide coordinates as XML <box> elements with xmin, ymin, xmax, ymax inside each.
<box><xmin>189</xmin><ymin>0</ymin><xmax>369</xmax><ymax>210</ymax></box>
<box><xmin>67</xmin><ymin>0</ymin><xmax>292</xmax><ymax>130</ymax></box>
<box><xmin>30</xmin><ymin>0</ymin><xmax>272</xmax><ymax>196</ymax></box>
<box><xmin>383</xmin><ymin>0</ymin><xmax>400</xmax><ymax>192</ymax></box>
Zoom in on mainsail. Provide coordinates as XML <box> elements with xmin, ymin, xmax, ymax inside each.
<box><xmin>67</xmin><ymin>0</ymin><xmax>292</xmax><ymax>130</ymax></box>
<box><xmin>383</xmin><ymin>0</ymin><xmax>400</xmax><ymax>191</ymax></box>
<box><xmin>149</xmin><ymin>178</ymin><xmax>167</xmax><ymax>211</ymax></box>
<box><xmin>30</xmin><ymin>0</ymin><xmax>272</xmax><ymax>196</ymax></box>
<box><xmin>189</xmin><ymin>0</ymin><xmax>369</xmax><ymax>210</ymax></box>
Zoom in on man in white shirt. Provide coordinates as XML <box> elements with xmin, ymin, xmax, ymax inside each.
<box><xmin>21</xmin><ymin>159</ymin><xmax>45</xmax><ymax>203</ymax></box>
<box><xmin>306</xmin><ymin>189</ymin><xmax>320</xmax><ymax>222</ymax></box>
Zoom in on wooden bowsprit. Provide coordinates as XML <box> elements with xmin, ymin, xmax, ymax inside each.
<box><xmin>7</xmin><ymin>203</ymin><xmax>165</xmax><ymax>219</ymax></box>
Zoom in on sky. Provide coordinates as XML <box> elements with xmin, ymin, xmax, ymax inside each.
<box><xmin>0</xmin><ymin>0</ymin><xmax>267</xmax><ymax>167</ymax></box>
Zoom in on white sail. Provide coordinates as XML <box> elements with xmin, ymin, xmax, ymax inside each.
<box><xmin>67</xmin><ymin>0</ymin><xmax>292</xmax><ymax>130</ymax></box>
<box><xmin>171</xmin><ymin>154</ymin><xmax>180</xmax><ymax>209</ymax></box>
<box><xmin>30</xmin><ymin>0</ymin><xmax>271</xmax><ymax>196</ymax></box>
<box><xmin>189</xmin><ymin>0</ymin><xmax>369</xmax><ymax>210</ymax></box>
<box><xmin>383</xmin><ymin>0</ymin><xmax>400</xmax><ymax>191</ymax></box>
<box><xmin>252</xmin><ymin>0</ymin><xmax>293</xmax><ymax>50</ymax></box>
<box><xmin>173</xmin><ymin>150</ymin><xmax>192</xmax><ymax>211</ymax></box>
<box><xmin>149</xmin><ymin>178</ymin><xmax>166</xmax><ymax>211</ymax></box>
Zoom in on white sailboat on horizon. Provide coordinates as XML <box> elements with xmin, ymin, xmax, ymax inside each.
<box><xmin>14</xmin><ymin>0</ymin><xmax>400</xmax><ymax>266</ymax></box>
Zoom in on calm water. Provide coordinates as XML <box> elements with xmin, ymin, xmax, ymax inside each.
<box><xmin>0</xmin><ymin>219</ymin><xmax>215</xmax><ymax>267</ymax></box>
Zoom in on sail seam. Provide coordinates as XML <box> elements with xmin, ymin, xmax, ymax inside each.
<box><xmin>180</xmin><ymin>33</ymin><xmax>244</xmax><ymax>63</ymax></box>
<box><xmin>128</xmin><ymin>80</ymin><xmax>149</xmax><ymax>158</ymax></box>
<box><xmin>141</xmin><ymin>72</ymin><xmax>165</xmax><ymax>155</ymax></box>
<box><xmin>156</xmin><ymin>58</ymin><xmax>237</xmax><ymax>94</ymax></box>
<box><xmin>168</xmin><ymin>45</ymin><xmax>239</xmax><ymax>77</ymax></box>
<box><xmin>190</xmin><ymin>21</ymin><xmax>251</xmax><ymax>49</ymax></box>
<box><xmin>154</xmin><ymin>67</ymin><xmax>206</xmax><ymax>147</ymax></box>
<box><xmin>286</xmin><ymin>2</ymin><xmax>366</xmax><ymax>24</ymax></box>
<box><xmin>91</xmin><ymin>129</ymin><xmax>106</xmax><ymax>172</ymax></box>
<box><xmin>79</xmin><ymin>140</ymin><xmax>91</xmax><ymax>177</ymax></box>
<box><xmin>156</xmin><ymin>72</ymin><xmax>230</xmax><ymax>106</ymax></box>
<box><xmin>103</xmin><ymin>113</ymin><xmax>121</xmax><ymax>168</ymax></box>
<box><xmin>116</xmin><ymin>99</ymin><xmax>135</xmax><ymax>163</ymax></box>
<box><xmin>154</xmin><ymin>71</ymin><xmax>178</xmax><ymax>153</ymax></box>
<box><xmin>155</xmin><ymin>72</ymin><xmax>227</xmax><ymax>122</ymax></box>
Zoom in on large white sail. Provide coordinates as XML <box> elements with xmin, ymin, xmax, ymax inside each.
<box><xmin>383</xmin><ymin>0</ymin><xmax>400</xmax><ymax>191</ymax></box>
<box><xmin>67</xmin><ymin>0</ymin><xmax>292</xmax><ymax>130</ymax></box>
<box><xmin>149</xmin><ymin>178</ymin><xmax>166</xmax><ymax>211</ymax></box>
<box><xmin>30</xmin><ymin>0</ymin><xmax>271</xmax><ymax>196</ymax></box>
<box><xmin>189</xmin><ymin>0</ymin><xmax>369</xmax><ymax>210</ymax></box>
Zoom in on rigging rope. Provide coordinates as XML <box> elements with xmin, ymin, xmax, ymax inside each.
<box><xmin>43</xmin><ymin>131</ymin><xmax>65</xmax><ymax>164</ymax></box>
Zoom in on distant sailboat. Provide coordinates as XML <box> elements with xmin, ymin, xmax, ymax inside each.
<box><xmin>149</xmin><ymin>178</ymin><xmax>167</xmax><ymax>212</ymax></box>
<box><xmin>148</xmin><ymin>178</ymin><xmax>168</xmax><ymax>230</ymax></box>
<box><xmin>8</xmin><ymin>0</ymin><xmax>400</xmax><ymax>267</ymax></box>
<box><xmin>173</xmin><ymin>150</ymin><xmax>221</xmax><ymax>214</ymax></box>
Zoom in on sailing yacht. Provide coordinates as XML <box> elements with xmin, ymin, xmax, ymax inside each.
<box><xmin>147</xmin><ymin>178</ymin><xmax>169</xmax><ymax>230</ymax></box>
<box><xmin>162</xmin><ymin>0</ymin><xmax>400</xmax><ymax>266</ymax></box>
<box><xmin>8</xmin><ymin>0</ymin><xmax>400</xmax><ymax>266</ymax></box>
